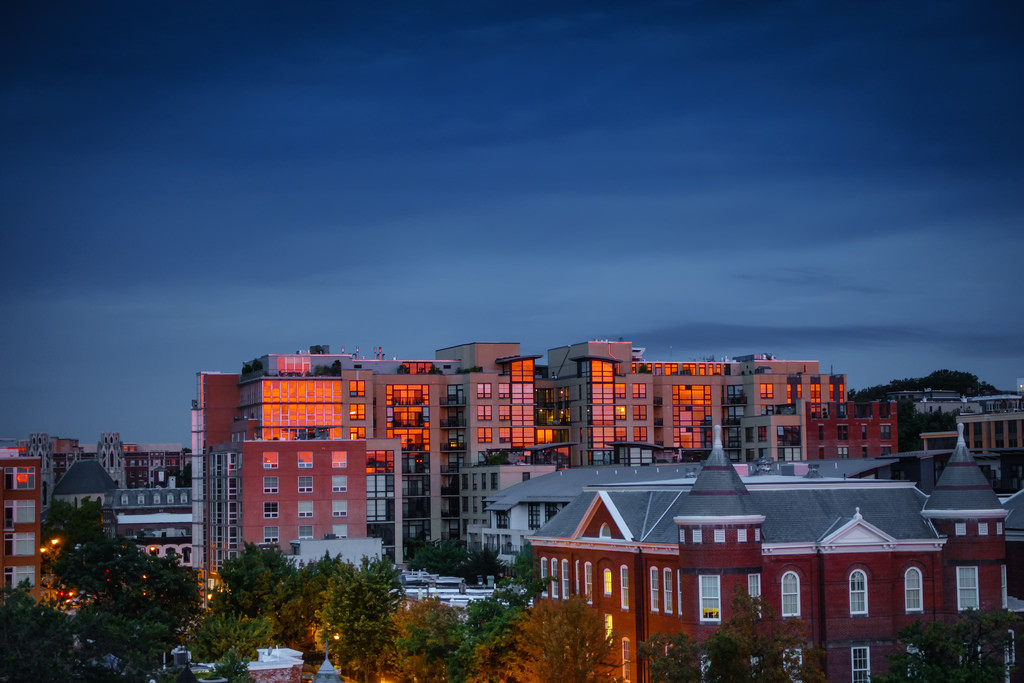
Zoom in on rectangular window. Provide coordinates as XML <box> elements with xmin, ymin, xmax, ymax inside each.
<box><xmin>332</xmin><ymin>451</ymin><xmax>347</xmax><ymax>468</ymax></box>
<box><xmin>263</xmin><ymin>476</ymin><xmax>278</xmax><ymax>494</ymax></box>
<box><xmin>633</xmin><ymin>405</ymin><xmax>647</xmax><ymax>420</ymax></box>
<box><xmin>957</xmin><ymin>566</ymin><xmax>979</xmax><ymax>611</ymax></box>
<box><xmin>758</xmin><ymin>426</ymin><xmax>767</xmax><ymax>442</ymax></box>
<box><xmin>880</xmin><ymin>424</ymin><xmax>891</xmax><ymax>440</ymax></box>
<box><xmin>620</xmin><ymin>566</ymin><xmax>630</xmax><ymax>609</ymax></box>
<box><xmin>298</xmin><ymin>500</ymin><xmax>313</xmax><ymax>518</ymax></box>
<box><xmin>632</xmin><ymin>384</ymin><xmax>646</xmax><ymax>399</ymax></box>
<box><xmin>837</xmin><ymin>425</ymin><xmax>848</xmax><ymax>441</ymax></box>
<box><xmin>562</xmin><ymin>559</ymin><xmax>569</xmax><ymax>600</ymax></box>
<box><xmin>979</xmin><ymin>522</ymin><xmax>989</xmax><ymax>536</ymax></box>
<box><xmin>714</xmin><ymin>528</ymin><xmax>725</xmax><ymax>543</ymax></box>
<box><xmin>332</xmin><ymin>524</ymin><xmax>348</xmax><ymax>538</ymax></box>
<box><xmin>477</xmin><ymin>428</ymin><xmax>492</xmax><ymax>443</ymax></box>
<box><xmin>332</xmin><ymin>500</ymin><xmax>348</xmax><ymax>518</ymax></box>
<box><xmin>700</xmin><ymin>575</ymin><xmax>721</xmax><ymax>621</ymax></box>
<box><xmin>349</xmin><ymin>404</ymin><xmax>365</xmax><ymax>420</ymax></box>
<box><xmin>633</xmin><ymin>426</ymin><xmax>647</xmax><ymax>441</ymax></box>
<box><xmin>650</xmin><ymin>568</ymin><xmax>660</xmax><ymax>612</ymax></box>
<box><xmin>5</xmin><ymin>467</ymin><xmax>35</xmax><ymax>490</ymax></box>
<box><xmin>298</xmin><ymin>476</ymin><xmax>313</xmax><ymax>493</ymax></box>
<box><xmin>604</xmin><ymin>569</ymin><xmax>613</xmax><ymax>596</ymax></box>
<box><xmin>1002</xmin><ymin>565</ymin><xmax>1008</xmax><ymax>610</ymax></box>
<box><xmin>550</xmin><ymin>559</ymin><xmax>558</xmax><ymax>599</ymax></box>
<box><xmin>664</xmin><ymin>568</ymin><xmax>673</xmax><ymax>614</ymax></box>
<box><xmin>332</xmin><ymin>475</ymin><xmax>348</xmax><ymax>493</ymax></box>
<box><xmin>737</xmin><ymin>528</ymin><xmax>747</xmax><ymax>542</ymax></box>
<box><xmin>298</xmin><ymin>525</ymin><xmax>313</xmax><ymax>539</ymax></box>
<box><xmin>298</xmin><ymin>451</ymin><xmax>313</xmax><ymax>468</ymax></box>
<box><xmin>349</xmin><ymin>380</ymin><xmax>365</xmax><ymax>397</ymax></box>
<box><xmin>955</xmin><ymin>522</ymin><xmax>966</xmax><ymax>536</ymax></box>
<box><xmin>851</xmin><ymin>647</ymin><xmax>870</xmax><ymax>683</ymax></box>
<box><xmin>4</xmin><ymin>500</ymin><xmax>34</xmax><ymax>525</ymax></box>
<box><xmin>760</xmin><ymin>383</ymin><xmax>774</xmax><ymax>399</ymax></box>
<box><xmin>263</xmin><ymin>526</ymin><xmax>279</xmax><ymax>543</ymax></box>
<box><xmin>3</xmin><ymin>565</ymin><xmax>34</xmax><ymax>588</ymax></box>
<box><xmin>692</xmin><ymin>528</ymin><xmax>702</xmax><ymax>544</ymax></box>
<box><xmin>3</xmin><ymin>532</ymin><xmax>34</xmax><ymax>556</ymax></box>
<box><xmin>585</xmin><ymin>563</ymin><xmax>594</xmax><ymax>603</ymax></box>
<box><xmin>476</xmin><ymin>383</ymin><xmax>491</xmax><ymax>399</ymax></box>
<box><xmin>263</xmin><ymin>452</ymin><xmax>278</xmax><ymax>469</ymax></box>
<box><xmin>748</xmin><ymin>573</ymin><xmax>761</xmax><ymax>598</ymax></box>
<box><xmin>477</xmin><ymin>405</ymin><xmax>492</xmax><ymax>421</ymax></box>
<box><xmin>615</xmin><ymin>383</ymin><xmax>626</xmax><ymax>398</ymax></box>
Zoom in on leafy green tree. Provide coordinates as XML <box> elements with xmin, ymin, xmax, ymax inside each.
<box><xmin>0</xmin><ymin>587</ymin><xmax>78</xmax><ymax>681</ymax></box>
<box><xmin>461</xmin><ymin>548</ymin><xmax>505</xmax><ymax>583</ymax></box>
<box><xmin>318</xmin><ymin>556</ymin><xmax>404</xmax><ymax>683</ymax></box>
<box><xmin>394</xmin><ymin>597</ymin><xmax>463</xmax><ymax>683</ymax></box>
<box><xmin>210</xmin><ymin>647</ymin><xmax>255</xmax><ymax>683</ymax></box>
<box><xmin>897</xmin><ymin>399</ymin><xmax>958</xmax><ymax>451</ymax></box>
<box><xmin>406</xmin><ymin>538</ymin><xmax>469</xmax><ymax>576</ymax></box>
<box><xmin>40</xmin><ymin>498</ymin><xmax>105</xmax><ymax>573</ymax></box>
<box><xmin>849</xmin><ymin>369</ymin><xmax>998</xmax><ymax>402</ymax></box>
<box><xmin>701</xmin><ymin>589</ymin><xmax>824</xmax><ymax>683</ymax></box>
<box><xmin>874</xmin><ymin>610</ymin><xmax>1020</xmax><ymax>683</ymax></box>
<box><xmin>210</xmin><ymin>542</ymin><xmax>296</xmax><ymax>619</ymax></box>
<box><xmin>189</xmin><ymin>612</ymin><xmax>273</xmax><ymax>662</ymax></box>
<box><xmin>274</xmin><ymin>552</ymin><xmax>350</xmax><ymax>655</ymax></box>
<box><xmin>451</xmin><ymin>583</ymin><xmax>534</xmax><ymax>683</ymax></box>
<box><xmin>639</xmin><ymin>632</ymin><xmax>702</xmax><ymax>683</ymax></box>
<box><xmin>519</xmin><ymin>596</ymin><xmax>618</xmax><ymax>683</ymax></box>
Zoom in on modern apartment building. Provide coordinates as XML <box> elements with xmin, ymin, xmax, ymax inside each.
<box><xmin>191</xmin><ymin>340</ymin><xmax>890</xmax><ymax>580</ymax></box>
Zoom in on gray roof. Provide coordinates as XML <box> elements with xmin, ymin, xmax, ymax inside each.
<box><xmin>676</xmin><ymin>426</ymin><xmax>759</xmax><ymax>518</ymax></box>
<box><xmin>53</xmin><ymin>460</ymin><xmax>115</xmax><ymax>495</ymax></box>
<box><xmin>923</xmin><ymin>424</ymin><xmax>1002</xmax><ymax>513</ymax></box>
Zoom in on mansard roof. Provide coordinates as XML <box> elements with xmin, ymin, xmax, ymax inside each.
<box><xmin>675</xmin><ymin>426</ymin><xmax>761</xmax><ymax>519</ymax></box>
<box><xmin>923</xmin><ymin>424</ymin><xmax>1003</xmax><ymax>514</ymax></box>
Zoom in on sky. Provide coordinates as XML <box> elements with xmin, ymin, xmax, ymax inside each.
<box><xmin>2</xmin><ymin>1</ymin><xmax>1022</xmax><ymax>444</ymax></box>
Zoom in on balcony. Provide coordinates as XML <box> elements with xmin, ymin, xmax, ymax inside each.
<box><xmin>441</xmin><ymin>441</ymin><xmax>467</xmax><ymax>452</ymax></box>
<box><xmin>723</xmin><ymin>418</ymin><xmax>741</xmax><ymax>426</ymax></box>
<box><xmin>654</xmin><ymin>418</ymin><xmax>664</xmax><ymax>427</ymax></box>
<box><xmin>440</xmin><ymin>395</ymin><xmax>466</xmax><ymax>406</ymax></box>
<box><xmin>728</xmin><ymin>395</ymin><xmax>747</xmax><ymax>405</ymax></box>
<box><xmin>653</xmin><ymin>397</ymin><xmax>663</xmax><ymax>406</ymax></box>
<box><xmin>441</xmin><ymin>418</ymin><xmax>466</xmax><ymax>428</ymax></box>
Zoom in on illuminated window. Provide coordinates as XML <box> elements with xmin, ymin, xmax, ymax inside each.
<box><xmin>650</xmin><ymin>567</ymin><xmax>659</xmax><ymax>612</ymax></box>
<box><xmin>298</xmin><ymin>476</ymin><xmax>313</xmax><ymax>493</ymax></box>
<box><xmin>757</xmin><ymin>426</ymin><xmax>767</xmax><ymax>442</ymax></box>
<box><xmin>332</xmin><ymin>500</ymin><xmax>348</xmax><ymax>518</ymax></box>
<box><xmin>620</xmin><ymin>566</ymin><xmax>629</xmax><ymax>609</ymax></box>
<box><xmin>477</xmin><ymin>405</ymin><xmax>492</xmax><ymax>421</ymax></box>
<box><xmin>349</xmin><ymin>380</ymin><xmax>365</xmax><ymax>397</ymax></box>
<box><xmin>849</xmin><ymin>570</ymin><xmax>867</xmax><ymax>615</ymax></box>
<box><xmin>782</xmin><ymin>571</ymin><xmax>800</xmax><ymax>617</ymax></box>
<box><xmin>614</xmin><ymin>383</ymin><xmax>626</xmax><ymax>398</ymax></box>
<box><xmin>349</xmin><ymin>427</ymin><xmax>365</xmax><ymax>440</ymax></box>
<box><xmin>905</xmin><ymin>568</ymin><xmax>922</xmax><ymax>612</ymax></box>
<box><xmin>298</xmin><ymin>451</ymin><xmax>313</xmax><ymax>468</ymax></box>
<box><xmin>477</xmin><ymin>428</ymin><xmax>492</xmax><ymax>443</ymax></box>
<box><xmin>957</xmin><ymin>566</ymin><xmax>978</xmax><ymax>611</ymax></box>
<box><xmin>332</xmin><ymin>475</ymin><xmax>347</xmax><ymax>492</ymax></box>
<box><xmin>263</xmin><ymin>476</ymin><xmax>278</xmax><ymax>494</ymax></box>
<box><xmin>632</xmin><ymin>384</ymin><xmax>646</xmax><ymax>399</ymax></box>
<box><xmin>332</xmin><ymin>451</ymin><xmax>347</xmax><ymax>468</ymax></box>
<box><xmin>700</xmin><ymin>575</ymin><xmax>720</xmax><ymax>621</ymax></box>
<box><xmin>615</xmin><ymin>405</ymin><xmax>627</xmax><ymax>421</ymax></box>
<box><xmin>264</xmin><ymin>502</ymin><xmax>278</xmax><ymax>519</ymax></box>
<box><xmin>633</xmin><ymin>427</ymin><xmax>647</xmax><ymax>441</ymax></box>
<box><xmin>604</xmin><ymin>568</ymin><xmax>613</xmax><ymax>595</ymax></box>
<box><xmin>499</xmin><ymin>428</ymin><xmax>511</xmax><ymax>443</ymax></box>
<box><xmin>349</xmin><ymin>404</ymin><xmax>365</xmax><ymax>420</ymax></box>
<box><xmin>605</xmin><ymin>614</ymin><xmax>613</xmax><ymax>638</ymax></box>
<box><xmin>585</xmin><ymin>563</ymin><xmax>593</xmax><ymax>603</ymax></box>
<box><xmin>298</xmin><ymin>501</ymin><xmax>313</xmax><ymax>518</ymax></box>
<box><xmin>760</xmin><ymin>383</ymin><xmax>774</xmax><ymax>399</ymax></box>
<box><xmin>622</xmin><ymin>639</ymin><xmax>631</xmax><ymax>682</ymax></box>
<box><xmin>476</xmin><ymin>383</ymin><xmax>491</xmax><ymax>399</ymax></box>
<box><xmin>263</xmin><ymin>452</ymin><xmax>278</xmax><ymax>469</ymax></box>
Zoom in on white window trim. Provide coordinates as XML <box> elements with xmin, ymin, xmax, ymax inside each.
<box><xmin>782</xmin><ymin>571</ymin><xmax>801</xmax><ymax>617</ymax></box>
<box><xmin>851</xmin><ymin>646</ymin><xmax>870</xmax><ymax>682</ymax></box>
<box><xmin>957</xmin><ymin>566</ymin><xmax>979</xmax><ymax>612</ymax></box>
<box><xmin>561</xmin><ymin>559</ymin><xmax>569</xmax><ymax>600</ymax></box>
<box><xmin>663</xmin><ymin>568</ymin><xmax>673</xmax><ymax>615</ymax></box>
<box><xmin>905</xmin><ymin>567</ymin><xmax>923</xmax><ymax>613</ymax></box>
<box><xmin>650</xmin><ymin>567</ymin><xmax>659</xmax><ymax>612</ymax></box>
<box><xmin>620</xmin><ymin>565</ymin><xmax>630</xmax><ymax>610</ymax></box>
<box><xmin>849</xmin><ymin>569</ymin><xmax>868</xmax><ymax>616</ymax></box>
<box><xmin>700</xmin><ymin>574</ymin><xmax>721</xmax><ymax>622</ymax></box>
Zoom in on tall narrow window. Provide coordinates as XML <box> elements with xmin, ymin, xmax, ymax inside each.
<box><xmin>849</xmin><ymin>570</ymin><xmax>867</xmax><ymax>615</ymax></box>
<box><xmin>748</xmin><ymin>573</ymin><xmax>761</xmax><ymax>598</ymax></box>
<box><xmin>604</xmin><ymin>568</ymin><xmax>613</xmax><ymax>596</ymax></box>
<box><xmin>585</xmin><ymin>563</ymin><xmax>594</xmax><ymax>603</ymax></box>
<box><xmin>650</xmin><ymin>567</ymin><xmax>660</xmax><ymax>612</ymax></box>
<box><xmin>905</xmin><ymin>567</ymin><xmax>922</xmax><ymax>612</ymax></box>
<box><xmin>664</xmin><ymin>568</ymin><xmax>673</xmax><ymax>614</ymax></box>
<box><xmin>700</xmin><ymin>575</ymin><xmax>721</xmax><ymax>621</ymax></box>
<box><xmin>782</xmin><ymin>571</ymin><xmax>800</xmax><ymax>617</ymax></box>
<box><xmin>622</xmin><ymin>639</ymin><xmax>632</xmax><ymax>682</ymax></box>
<box><xmin>551</xmin><ymin>559</ymin><xmax>559</xmax><ymax>599</ymax></box>
<box><xmin>561</xmin><ymin>559</ymin><xmax>569</xmax><ymax>600</ymax></box>
<box><xmin>620</xmin><ymin>566</ymin><xmax>629</xmax><ymax>609</ymax></box>
<box><xmin>851</xmin><ymin>646</ymin><xmax>870</xmax><ymax>683</ymax></box>
<box><xmin>957</xmin><ymin>566</ymin><xmax>979</xmax><ymax>611</ymax></box>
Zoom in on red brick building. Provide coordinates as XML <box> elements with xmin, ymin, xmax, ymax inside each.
<box><xmin>805</xmin><ymin>400</ymin><xmax>898</xmax><ymax>459</ymax></box>
<box><xmin>2</xmin><ymin>449</ymin><xmax>41</xmax><ymax>593</ymax></box>
<box><xmin>531</xmin><ymin>424</ymin><xmax>1009</xmax><ymax>682</ymax></box>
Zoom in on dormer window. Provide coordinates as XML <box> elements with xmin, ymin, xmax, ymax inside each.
<box><xmin>599</xmin><ymin>523</ymin><xmax>612</xmax><ymax>539</ymax></box>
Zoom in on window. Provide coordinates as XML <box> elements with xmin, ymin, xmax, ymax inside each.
<box><xmin>349</xmin><ymin>380</ymin><xmax>365</xmax><ymax>396</ymax></box>
<box><xmin>782</xmin><ymin>571</ymin><xmax>800</xmax><ymax>617</ymax></box>
<box><xmin>298</xmin><ymin>525</ymin><xmax>313</xmax><ymax>539</ymax></box>
<box><xmin>332</xmin><ymin>475</ymin><xmax>348</xmax><ymax>493</ymax></box>
<box><xmin>349</xmin><ymin>404</ymin><xmax>365</xmax><ymax>420</ymax></box>
<box><xmin>700</xmin><ymin>575</ymin><xmax>721</xmax><ymax>621</ymax></box>
<box><xmin>4</xmin><ymin>467</ymin><xmax>35</xmax><ymax>490</ymax></box>
<box><xmin>4</xmin><ymin>532</ymin><xmax>34</xmax><ymax>556</ymax></box>
<box><xmin>605</xmin><ymin>614</ymin><xmax>613</xmax><ymax>638</ymax></box>
<box><xmin>263</xmin><ymin>476</ymin><xmax>279</xmax><ymax>494</ymax></box>
<box><xmin>349</xmin><ymin>427</ymin><xmax>365</xmax><ymax>440</ymax></box>
<box><xmin>585</xmin><ymin>563</ymin><xmax>594</xmax><ymax>603</ymax></box>
<box><xmin>298</xmin><ymin>451</ymin><xmax>313</xmax><ymax>468</ymax></box>
<box><xmin>881</xmin><ymin>424</ymin><xmax>891</xmax><ymax>440</ymax></box>
<box><xmin>298</xmin><ymin>476</ymin><xmax>313</xmax><ymax>493</ymax></box>
<box><xmin>332</xmin><ymin>451</ymin><xmax>347</xmax><ymax>468</ymax></box>
<box><xmin>528</xmin><ymin>504</ymin><xmax>541</xmax><ymax>530</ymax></box>
<box><xmin>477</xmin><ymin>405</ymin><xmax>492</xmax><ymax>421</ymax></box>
<box><xmin>849</xmin><ymin>570</ymin><xmax>867</xmax><ymax>615</ymax></box>
<box><xmin>760</xmin><ymin>383</ymin><xmax>774</xmax><ymax>399</ymax></box>
<box><xmin>153</xmin><ymin>493</ymin><xmax>161</xmax><ymax>504</ymax></box>
<box><xmin>737</xmin><ymin>528</ymin><xmax>747</xmax><ymax>542</ymax></box>
<box><xmin>957</xmin><ymin>566</ymin><xmax>979</xmax><ymax>611</ymax></box>
<box><xmin>837</xmin><ymin>425</ymin><xmax>848</xmax><ymax>441</ymax></box>
<box><xmin>663</xmin><ymin>568</ymin><xmax>673</xmax><ymax>614</ymax></box>
<box><xmin>757</xmin><ymin>426</ymin><xmax>767</xmax><ymax>442</ymax></box>
<box><xmin>263</xmin><ymin>502</ymin><xmax>278</xmax><ymax>519</ymax></box>
<box><xmin>851</xmin><ymin>646</ymin><xmax>870</xmax><ymax>683</ymax></box>
<box><xmin>499</xmin><ymin>405</ymin><xmax>510</xmax><ymax>421</ymax></box>
<box><xmin>615</xmin><ymin>383</ymin><xmax>626</xmax><ymax>398</ymax></box>
<box><xmin>604</xmin><ymin>568</ymin><xmax>613</xmax><ymax>595</ymax></box>
<box><xmin>562</xmin><ymin>559</ymin><xmax>569</xmax><ymax>599</ymax></box>
<box><xmin>650</xmin><ymin>567</ymin><xmax>660</xmax><ymax>611</ymax></box>
<box><xmin>748</xmin><ymin>573</ymin><xmax>761</xmax><ymax>598</ymax></box>
<box><xmin>632</xmin><ymin>383</ymin><xmax>646</xmax><ymax>399</ymax></box>
<box><xmin>476</xmin><ymin>383</ymin><xmax>491</xmax><ymax>399</ymax></box>
<box><xmin>692</xmin><ymin>528</ymin><xmax>702</xmax><ymax>544</ymax></box>
<box><xmin>263</xmin><ymin>526</ymin><xmax>279</xmax><ymax>544</ymax></box>
<box><xmin>540</xmin><ymin>557</ymin><xmax>547</xmax><ymax>582</ymax></box>
<box><xmin>332</xmin><ymin>500</ymin><xmax>348</xmax><ymax>518</ymax></box>
<box><xmin>4</xmin><ymin>500</ymin><xmax>34</xmax><ymax>525</ymax></box>
<box><xmin>1002</xmin><ymin>565</ymin><xmax>1008</xmax><ymax>609</ymax></box>
<box><xmin>332</xmin><ymin>524</ymin><xmax>348</xmax><ymax>538</ymax></box>
<box><xmin>4</xmin><ymin>565</ymin><xmax>34</xmax><ymax>588</ymax></box>
<box><xmin>622</xmin><ymin>639</ymin><xmax>632</xmax><ymax>682</ymax></box>
<box><xmin>633</xmin><ymin>405</ymin><xmax>647</xmax><ymax>420</ymax></box>
<box><xmin>298</xmin><ymin>501</ymin><xmax>313</xmax><ymax>518</ymax></box>
<box><xmin>263</xmin><ymin>452</ymin><xmax>278</xmax><ymax>469</ymax></box>
<box><xmin>551</xmin><ymin>559</ymin><xmax>558</xmax><ymax>599</ymax></box>
<box><xmin>477</xmin><ymin>428</ymin><xmax>492</xmax><ymax>443</ymax></box>
<box><xmin>714</xmin><ymin>528</ymin><xmax>725</xmax><ymax>543</ymax></box>
<box><xmin>905</xmin><ymin>567</ymin><xmax>923</xmax><ymax>612</ymax></box>
<box><xmin>620</xmin><ymin>566</ymin><xmax>629</xmax><ymax>609</ymax></box>
<box><xmin>955</xmin><ymin>522</ymin><xmax>966</xmax><ymax>536</ymax></box>
<box><xmin>498</xmin><ymin>383</ymin><xmax>510</xmax><ymax>399</ymax></box>
<box><xmin>979</xmin><ymin>522</ymin><xmax>989</xmax><ymax>536</ymax></box>
<box><xmin>633</xmin><ymin>427</ymin><xmax>647</xmax><ymax>441</ymax></box>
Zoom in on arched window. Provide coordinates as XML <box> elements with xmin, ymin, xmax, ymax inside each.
<box><xmin>604</xmin><ymin>568</ymin><xmax>613</xmax><ymax>596</ymax></box>
<box><xmin>849</xmin><ymin>569</ymin><xmax>867</xmax><ymax>615</ymax></box>
<box><xmin>153</xmin><ymin>493</ymin><xmax>161</xmax><ymax>505</ymax></box>
<box><xmin>650</xmin><ymin>567</ymin><xmax>660</xmax><ymax>612</ymax></box>
<box><xmin>120</xmin><ymin>494</ymin><xmax>128</xmax><ymax>505</ymax></box>
<box><xmin>905</xmin><ymin>567</ymin><xmax>923</xmax><ymax>612</ymax></box>
<box><xmin>782</xmin><ymin>571</ymin><xmax>800</xmax><ymax>617</ymax></box>
<box><xmin>540</xmin><ymin>557</ymin><xmax>547</xmax><ymax>581</ymax></box>
<box><xmin>600</xmin><ymin>523</ymin><xmax>612</xmax><ymax>538</ymax></box>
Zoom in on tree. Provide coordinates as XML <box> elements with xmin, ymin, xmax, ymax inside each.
<box><xmin>0</xmin><ymin>586</ymin><xmax>78</xmax><ymax>681</ymax></box>
<box><xmin>849</xmin><ymin>369</ymin><xmax>998</xmax><ymax>402</ymax></box>
<box><xmin>702</xmin><ymin>589</ymin><xmax>824</xmax><ymax>683</ymax></box>
<box><xmin>209</xmin><ymin>647</ymin><xmax>255</xmax><ymax>683</ymax></box>
<box><xmin>210</xmin><ymin>542</ymin><xmax>296</xmax><ymax>619</ymax></box>
<box><xmin>406</xmin><ymin>538</ymin><xmax>469</xmax><ymax>576</ymax></box>
<box><xmin>897</xmin><ymin>399</ymin><xmax>958</xmax><ymax>451</ymax></box>
<box><xmin>519</xmin><ymin>596</ymin><xmax>618</xmax><ymax>683</ymax></box>
<box><xmin>318</xmin><ymin>556</ymin><xmax>404</xmax><ymax>683</ymax></box>
<box><xmin>189</xmin><ymin>612</ymin><xmax>273</xmax><ymax>663</ymax></box>
<box><xmin>874</xmin><ymin>610</ymin><xmax>1020</xmax><ymax>683</ymax></box>
<box><xmin>451</xmin><ymin>583</ymin><xmax>535</xmax><ymax>683</ymax></box>
<box><xmin>273</xmin><ymin>552</ymin><xmax>351</xmax><ymax>655</ymax></box>
<box><xmin>639</xmin><ymin>632</ymin><xmax>702</xmax><ymax>683</ymax></box>
<box><xmin>394</xmin><ymin>597</ymin><xmax>463</xmax><ymax>683</ymax></box>
<box><xmin>40</xmin><ymin>498</ymin><xmax>106</xmax><ymax>575</ymax></box>
<box><xmin>461</xmin><ymin>548</ymin><xmax>505</xmax><ymax>584</ymax></box>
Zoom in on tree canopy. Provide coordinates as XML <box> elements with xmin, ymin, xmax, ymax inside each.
<box><xmin>848</xmin><ymin>369</ymin><xmax>999</xmax><ymax>402</ymax></box>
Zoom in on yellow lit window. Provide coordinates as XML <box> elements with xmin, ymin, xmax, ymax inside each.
<box><xmin>349</xmin><ymin>427</ymin><xmax>365</xmax><ymax>440</ymax></box>
<box><xmin>615</xmin><ymin>405</ymin><xmax>627</xmax><ymax>421</ymax></box>
<box><xmin>604</xmin><ymin>569</ymin><xmax>613</xmax><ymax>595</ymax></box>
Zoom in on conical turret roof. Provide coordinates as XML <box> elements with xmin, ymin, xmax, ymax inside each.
<box><xmin>924</xmin><ymin>424</ymin><xmax>1003</xmax><ymax>513</ymax></box>
<box><xmin>677</xmin><ymin>425</ymin><xmax>762</xmax><ymax>518</ymax></box>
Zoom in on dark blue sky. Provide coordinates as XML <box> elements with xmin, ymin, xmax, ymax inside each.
<box><xmin>2</xmin><ymin>1</ymin><xmax>1022</xmax><ymax>443</ymax></box>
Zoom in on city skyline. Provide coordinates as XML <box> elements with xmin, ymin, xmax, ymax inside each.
<box><xmin>3</xmin><ymin>2</ymin><xmax>1022</xmax><ymax>443</ymax></box>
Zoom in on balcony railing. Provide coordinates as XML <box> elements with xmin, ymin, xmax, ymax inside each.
<box><xmin>441</xmin><ymin>419</ymin><xmax>466</xmax><ymax>428</ymax></box>
<box><xmin>440</xmin><ymin>395</ymin><xmax>466</xmax><ymax>406</ymax></box>
<box><xmin>441</xmin><ymin>441</ymin><xmax>467</xmax><ymax>452</ymax></box>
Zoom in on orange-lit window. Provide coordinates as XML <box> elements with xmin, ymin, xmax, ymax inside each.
<box><xmin>298</xmin><ymin>451</ymin><xmax>313</xmax><ymax>468</ymax></box>
<box><xmin>349</xmin><ymin>404</ymin><xmax>365</xmax><ymax>420</ymax></box>
<box><xmin>349</xmin><ymin>380</ymin><xmax>365</xmax><ymax>397</ymax></box>
<box><xmin>499</xmin><ymin>383</ymin><xmax>510</xmax><ymax>399</ymax></box>
<box><xmin>499</xmin><ymin>405</ymin><xmax>510</xmax><ymax>421</ymax></box>
<box><xmin>478</xmin><ymin>428</ymin><xmax>492</xmax><ymax>443</ymax></box>
<box><xmin>810</xmin><ymin>383</ymin><xmax>821</xmax><ymax>402</ymax></box>
<box><xmin>477</xmin><ymin>383</ymin><xmax>491</xmax><ymax>399</ymax></box>
<box><xmin>633</xmin><ymin>405</ymin><xmax>647</xmax><ymax>421</ymax></box>
<box><xmin>615</xmin><ymin>427</ymin><xmax>627</xmax><ymax>441</ymax></box>
<box><xmin>664</xmin><ymin>363</ymin><xmax>678</xmax><ymax>375</ymax></box>
<box><xmin>632</xmin><ymin>384</ymin><xmax>646</xmax><ymax>399</ymax></box>
<box><xmin>614</xmin><ymin>383</ymin><xmax>626</xmax><ymax>399</ymax></box>
<box><xmin>634</xmin><ymin>427</ymin><xmax>647</xmax><ymax>441</ymax></box>
<box><xmin>758</xmin><ymin>426</ymin><xmax>767</xmax><ymax>442</ymax></box>
<box><xmin>760</xmin><ymin>383</ymin><xmax>774</xmax><ymax>399</ymax></box>
<box><xmin>499</xmin><ymin>428</ymin><xmax>511</xmax><ymax>443</ymax></box>
<box><xmin>366</xmin><ymin>450</ymin><xmax>394</xmax><ymax>473</ymax></box>
<box><xmin>477</xmin><ymin>405</ymin><xmax>492</xmax><ymax>421</ymax></box>
<box><xmin>615</xmin><ymin>405</ymin><xmax>627</xmax><ymax>421</ymax></box>
<box><xmin>263</xmin><ymin>452</ymin><xmax>278</xmax><ymax>469</ymax></box>
<box><xmin>536</xmin><ymin>428</ymin><xmax>555</xmax><ymax>444</ymax></box>
<box><xmin>332</xmin><ymin>451</ymin><xmax>347</xmax><ymax>468</ymax></box>
<box><xmin>349</xmin><ymin>427</ymin><xmax>365</xmax><ymax>440</ymax></box>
